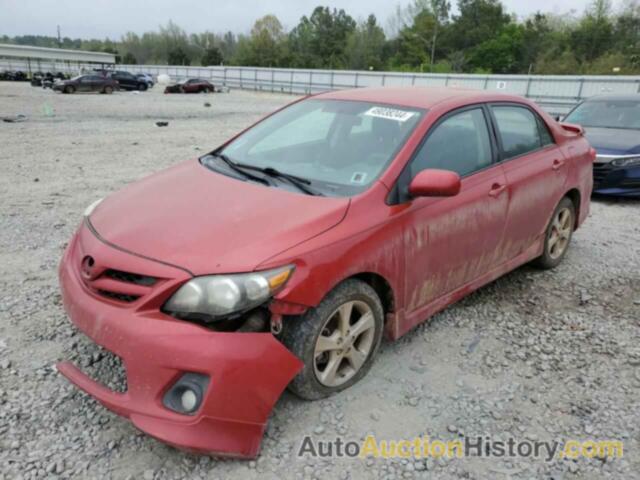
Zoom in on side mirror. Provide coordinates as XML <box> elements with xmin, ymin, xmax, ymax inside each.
<box><xmin>408</xmin><ymin>169</ymin><xmax>461</xmax><ymax>198</ymax></box>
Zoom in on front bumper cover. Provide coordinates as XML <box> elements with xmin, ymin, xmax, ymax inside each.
<box><xmin>57</xmin><ymin>225</ymin><xmax>303</xmax><ymax>458</ymax></box>
<box><xmin>593</xmin><ymin>163</ymin><xmax>640</xmax><ymax>197</ymax></box>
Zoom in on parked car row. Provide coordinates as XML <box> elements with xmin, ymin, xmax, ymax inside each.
<box><xmin>30</xmin><ymin>71</ymin><xmax>70</xmax><ymax>88</ymax></box>
<box><xmin>0</xmin><ymin>70</ymin><xmax>29</xmax><ymax>81</ymax></box>
<box><xmin>52</xmin><ymin>74</ymin><xmax>119</xmax><ymax>94</ymax></box>
<box><xmin>93</xmin><ymin>69</ymin><xmax>154</xmax><ymax>91</ymax></box>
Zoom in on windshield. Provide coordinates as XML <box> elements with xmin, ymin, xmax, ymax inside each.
<box><xmin>565</xmin><ymin>99</ymin><xmax>640</xmax><ymax>130</ymax></box>
<box><xmin>218</xmin><ymin>99</ymin><xmax>424</xmax><ymax>196</ymax></box>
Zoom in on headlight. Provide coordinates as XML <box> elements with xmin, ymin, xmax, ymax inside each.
<box><xmin>164</xmin><ymin>265</ymin><xmax>294</xmax><ymax>319</ymax></box>
<box><xmin>83</xmin><ymin>198</ymin><xmax>103</xmax><ymax>217</ymax></box>
<box><xmin>611</xmin><ymin>157</ymin><xmax>640</xmax><ymax>167</ymax></box>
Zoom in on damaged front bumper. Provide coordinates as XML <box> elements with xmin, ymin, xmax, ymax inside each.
<box><xmin>57</xmin><ymin>225</ymin><xmax>303</xmax><ymax>458</ymax></box>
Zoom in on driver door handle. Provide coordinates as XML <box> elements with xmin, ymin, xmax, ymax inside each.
<box><xmin>489</xmin><ymin>183</ymin><xmax>507</xmax><ymax>198</ymax></box>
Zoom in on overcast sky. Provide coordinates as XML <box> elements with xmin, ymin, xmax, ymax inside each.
<box><xmin>0</xmin><ymin>0</ymin><xmax>625</xmax><ymax>39</ymax></box>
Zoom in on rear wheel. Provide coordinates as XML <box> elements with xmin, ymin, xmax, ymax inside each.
<box><xmin>532</xmin><ymin>196</ymin><xmax>575</xmax><ymax>269</ymax></box>
<box><xmin>103</xmin><ymin>85</ymin><xmax>113</xmax><ymax>94</ymax></box>
<box><xmin>282</xmin><ymin>279</ymin><xmax>384</xmax><ymax>400</ymax></box>
<box><xmin>64</xmin><ymin>85</ymin><xmax>75</xmax><ymax>94</ymax></box>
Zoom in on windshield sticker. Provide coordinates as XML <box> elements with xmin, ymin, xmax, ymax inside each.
<box><xmin>364</xmin><ymin>106</ymin><xmax>416</xmax><ymax>123</ymax></box>
<box><xmin>351</xmin><ymin>172</ymin><xmax>368</xmax><ymax>184</ymax></box>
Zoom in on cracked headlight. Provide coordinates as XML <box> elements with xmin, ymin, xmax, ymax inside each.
<box><xmin>164</xmin><ymin>265</ymin><xmax>294</xmax><ymax>319</ymax></box>
<box><xmin>611</xmin><ymin>157</ymin><xmax>640</xmax><ymax>167</ymax></box>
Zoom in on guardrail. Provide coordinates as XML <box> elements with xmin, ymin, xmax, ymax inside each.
<box><xmin>3</xmin><ymin>59</ymin><xmax>639</xmax><ymax>115</ymax></box>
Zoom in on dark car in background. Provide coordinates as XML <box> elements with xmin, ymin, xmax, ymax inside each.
<box><xmin>52</xmin><ymin>74</ymin><xmax>119</xmax><ymax>94</ymax></box>
<box><xmin>564</xmin><ymin>95</ymin><xmax>640</xmax><ymax>197</ymax></box>
<box><xmin>106</xmin><ymin>70</ymin><xmax>149</xmax><ymax>91</ymax></box>
<box><xmin>136</xmin><ymin>73</ymin><xmax>154</xmax><ymax>88</ymax></box>
<box><xmin>164</xmin><ymin>78</ymin><xmax>215</xmax><ymax>94</ymax></box>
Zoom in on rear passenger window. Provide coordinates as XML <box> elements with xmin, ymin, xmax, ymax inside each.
<box><xmin>410</xmin><ymin>108</ymin><xmax>493</xmax><ymax>178</ymax></box>
<box><xmin>492</xmin><ymin>106</ymin><xmax>544</xmax><ymax>158</ymax></box>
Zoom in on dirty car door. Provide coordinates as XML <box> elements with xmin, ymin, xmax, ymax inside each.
<box><xmin>402</xmin><ymin>106</ymin><xmax>509</xmax><ymax>319</ymax></box>
<box><xmin>489</xmin><ymin>104</ymin><xmax>569</xmax><ymax>262</ymax></box>
<box><xmin>77</xmin><ymin>76</ymin><xmax>92</xmax><ymax>92</ymax></box>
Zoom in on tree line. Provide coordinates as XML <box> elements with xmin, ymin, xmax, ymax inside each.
<box><xmin>3</xmin><ymin>0</ymin><xmax>640</xmax><ymax>75</ymax></box>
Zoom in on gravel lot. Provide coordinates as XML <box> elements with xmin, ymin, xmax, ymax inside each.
<box><xmin>0</xmin><ymin>82</ymin><xmax>639</xmax><ymax>480</ymax></box>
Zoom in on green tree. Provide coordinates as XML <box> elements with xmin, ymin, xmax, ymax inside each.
<box><xmin>345</xmin><ymin>15</ymin><xmax>387</xmax><ymax>70</ymax></box>
<box><xmin>289</xmin><ymin>7</ymin><xmax>356</xmax><ymax>68</ymax></box>
<box><xmin>250</xmin><ymin>15</ymin><xmax>287</xmax><ymax>66</ymax></box>
<box><xmin>201</xmin><ymin>46</ymin><xmax>223</xmax><ymax>66</ymax></box>
<box><xmin>445</xmin><ymin>0</ymin><xmax>511</xmax><ymax>52</ymax></box>
<box><xmin>122</xmin><ymin>51</ymin><xmax>137</xmax><ymax>64</ymax></box>
<box><xmin>468</xmin><ymin>23</ymin><xmax>524</xmax><ymax>73</ymax></box>
<box><xmin>570</xmin><ymin>0</ymin><xmax>614</xmax><ymax>62</ymax></box>
<box><xmin>168</xmin><ymin>46</ymin><xmax>189</xmax><ymax>65</ymax></box>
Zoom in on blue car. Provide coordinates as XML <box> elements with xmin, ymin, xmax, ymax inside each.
<box><xmin>564</xmin><ymin>95</ymin><xmax>640</xmax><ymax>197</ymax></box>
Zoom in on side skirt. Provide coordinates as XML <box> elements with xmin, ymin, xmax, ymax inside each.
<box><xmin>389</xmin><ymin>239</ymin><xmax>544</xmax><ymax>340</ymax></box>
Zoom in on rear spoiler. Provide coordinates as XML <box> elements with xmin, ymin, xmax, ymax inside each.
<box><xmin>558</xmin><ymin>122</ymin><xmax>585</xmax><ymax>136</ymax></box>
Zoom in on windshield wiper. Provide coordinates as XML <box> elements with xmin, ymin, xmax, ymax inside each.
<box><xmin>209</xmin><ymin>152</ymin><xmax>270</xmax><ymax>185</ymax></box>
<box><xmin>234</xmin><ymin>164</ymin><xmax>323</xmax><ymax>196</ymax></box>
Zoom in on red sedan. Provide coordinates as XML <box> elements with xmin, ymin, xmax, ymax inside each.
<box><xmin>164</xmin><ymin>78</ymin><xmax>215</xmax><ymax>93</ymax></box>
<box><xmin>57</xmin><ymin>87</ymin><xmax>594</xmax><ymax>458</ymax></box>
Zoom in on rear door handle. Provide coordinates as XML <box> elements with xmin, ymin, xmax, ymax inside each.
<box><xmin>552</xmin><ymin>159</ymin><xmax>566</xmax><ymax>171</ymax></box>
<box><xmin>489</xmin><ymin>183</ymin><xmax>507</xmax><ymax>197</ymax></box>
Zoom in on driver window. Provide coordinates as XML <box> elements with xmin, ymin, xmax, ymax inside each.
<box><xmin>410</xmin><ymin>108</ymin><xmax>493</xmax><ymax>178</ymax></box>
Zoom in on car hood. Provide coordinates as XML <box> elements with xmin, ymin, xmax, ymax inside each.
<box><xmin>89</xmin><ymin>159</ymin><xmax>349</xmax><ymax>275</ymax></box>
<box><xmin>584</xmin><ymin>127</ymin><xmax>640</xmax><ymax>155</ymax></box>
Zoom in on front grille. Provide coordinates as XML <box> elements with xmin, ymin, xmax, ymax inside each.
<box><xmin>593</xmin><ymin>163</ymin><xmax>614</xmax><ymax>187</ymax></box>
<box><xmin>103</xmin><ymin>269</ymin><xmax>157</xmax><ymax>286</ymax></box>
<box><xmin>96</xmin><ymin>289</ymin><xmax>140</xmax><ymax>303</ymax></box>
<box><xmin>79</xmin><ymin>265</ymin><xmax>159</xmax><ymax>305</ymax></box>
<box><xmin>619</xmin><ymin>178</ymin><xmax>640</xmax><ymax>188</ymax></box>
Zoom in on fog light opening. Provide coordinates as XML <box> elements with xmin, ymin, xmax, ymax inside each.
<box><xmin>162</xmin><ymin>372</ymin><xmax>210</xmax><ymax>415</ymax></box>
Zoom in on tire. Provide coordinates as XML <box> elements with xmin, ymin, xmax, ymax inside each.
<box><xmin>103</xmin><ymin>85</ymin><xmax>113</xmax><ymax>94</ymax></box>
<box><xmin>64</xmin><ymin>85</ymin><xmax>75</xmax><ymax>94</ymax></box>
<box><xmin>138</xmin><ymin>83</ymin><xmax>147</xmax><ymax>91</ymax></box>
<box><xmin>282</xmin><ymin>279</ymin><xmax>384</xmax><ymax>400</ymax></box>
<box><xmin>532</xmin><ymin>196</ymin><xmax>576</xmax><ymax>270</ymax></box>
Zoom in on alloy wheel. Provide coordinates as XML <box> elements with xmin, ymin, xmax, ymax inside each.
<box><xmin>548</xmin><ymin>207</ymin><xmax>573</xmax><ymax>259</ymax></box>
<box><xmin>313</xmin><ymin>300</ymin><xmax>376</xmax><ymax>387</ymax></box>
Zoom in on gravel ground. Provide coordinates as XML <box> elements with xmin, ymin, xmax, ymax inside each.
<box><xmin>1</xmin><ymin>81</ymin><xmax>639</xmax><ymax>480</ymax></box>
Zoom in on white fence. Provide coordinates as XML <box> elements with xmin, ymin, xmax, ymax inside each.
<box><xmin>3</xmin><ymin>58</ymin><xmax>640</xmax><ymax>115</ymax></box>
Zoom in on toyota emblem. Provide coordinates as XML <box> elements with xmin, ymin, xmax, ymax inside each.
<box><xmin>81</xmin><ymin>256</ymin><xmax>96</xmax><ymax>279</ymax></box>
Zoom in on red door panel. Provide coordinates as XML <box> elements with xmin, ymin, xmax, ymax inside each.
<box><xmin>499</xmin><ymin>147</ymin><xmax>568</xmax><ymax>261</ymax></box>
<box><xmin>404</xmin><ymin>165</ymin><xmax>508</xmax><ymax>314</ymax></box>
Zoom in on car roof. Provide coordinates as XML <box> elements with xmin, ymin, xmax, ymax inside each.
<box><xmin>583</xmin><ymin>94</ymin><xmax>640</xmax><ymax>102</ymax></box>
<box><xmin>315</xmin><ymin>86</ymin><xmax>527</xmax><ymax>110</ymax></box>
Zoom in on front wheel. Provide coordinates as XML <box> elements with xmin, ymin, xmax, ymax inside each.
<box><xmin>64</xmin><ymin>85</ymin><xmax>75</xmax><ymax>94</ymax></box>
<box><xmin>532</xmin><ymin>196</ymin><xmax>575</xmax><ymax>269</ymax></box>
<box><xmin>138</xmin><ymin>83</ymin><xmax>147</xmax><ymax>91</ymax></box>
<box><xmin>103</xmin><ymin>85</ymin><xmax>113</xmax><ymax>94</ymax></box>
<box><xmin>282</xmin><ymin>279</ymin><xmax>384</xmax><ymax>400</ymax></box>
